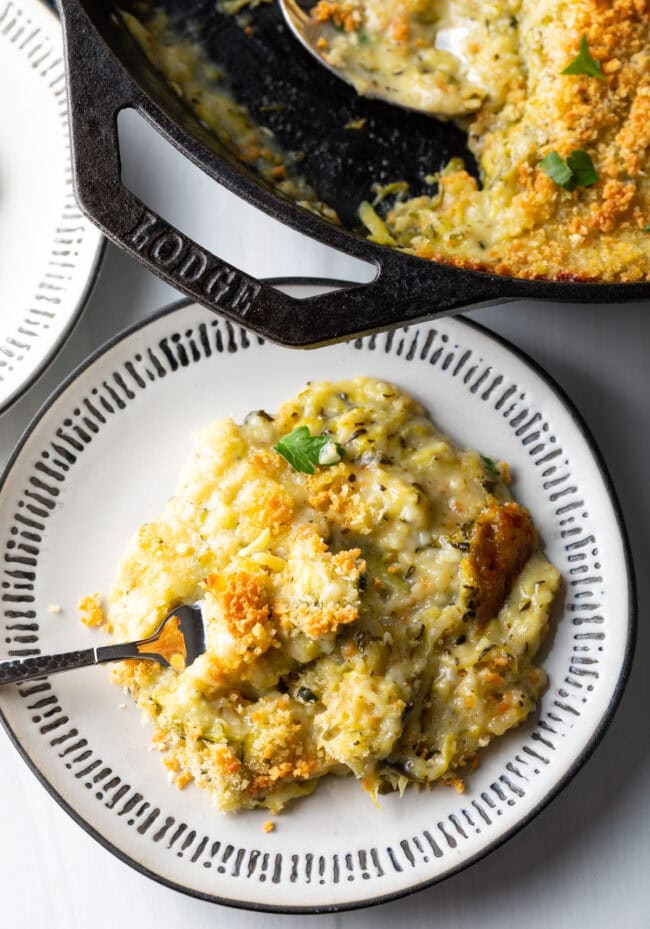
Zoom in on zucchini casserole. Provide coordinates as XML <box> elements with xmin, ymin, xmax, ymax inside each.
<box><xmin>90</xmin><ymin>379</ymin><xmax>560</xmax><ymax>812</ymax></box>
<box><xmin>311</xmin><ymin>0</ymin><xmax>650</xmax><ymax>281</ymax></box>
<box><xmin>124</xmin><ymin>0</ymin><xmax>650</xmax><ymax>282</ymax></box>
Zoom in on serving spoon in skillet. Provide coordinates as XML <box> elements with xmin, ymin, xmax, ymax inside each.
<box><xmin>0</xmin><ymin>605</ymin><xmax>206</xmax><ymax>687</ymax></box>
<box><xmin>278</xmin><ymin>0</ymin><xmax>484</xmax><ymax>117</ymax></box>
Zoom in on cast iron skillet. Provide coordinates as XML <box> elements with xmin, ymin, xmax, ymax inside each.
<box><xmin>57</xmin><ymin>0</ymin><xmax>649</xmax><ymax>346</ymax></box>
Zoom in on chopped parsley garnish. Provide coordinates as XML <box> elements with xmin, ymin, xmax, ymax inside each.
<box><xmin>481</xmin><ymin>455</ymin><xmax>500</xmax><ymax>477</ymax></box>
<box><xmin>561</xmin><ymin>36</ymin><xmax>605</xmax><ymax>81</ymax></box>
<box><xmin>539</xmin><ymin>150</ymin><xmax>599</xmax><ymax>190</ymax></box>
<box><xmin>539</xmin><ymin>151</ymin><xmax>573</xmax><ymax>188</ymax></box>
<box><xmin>566</xmin><ymin>150</ymin><xmax>600</xmax><ymax>187</ymax></box>
<box><xmin>645</xmin><ymin>223</ymin><xmax>650</xmax><ymax>232</ymax></box>
<box><xmin>274</xmin><ymin>426</ymin><xmax>344</xmax><ymax>474</ymax></box>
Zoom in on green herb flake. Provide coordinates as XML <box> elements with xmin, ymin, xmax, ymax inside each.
<box><xmin>539</xmin><ymin>149</ymin><xmax>599</xmax><ymax>190</ymax></box>
<box><xmin>296</xmin><ymin>686</ymin><xmax>318</xmax><ymax>703</ymax></box>
<box><xmin>480</xmin><ymin>455</ymin><xmax>500</xmax><ymax>477</ymax></box>
<box><xmin>645</xmin><ymin>223</ymin><xmax>650</xmax><ymax>232</ymax></box>
<box><xmin>274</xmin><ymin>426</ymin><xmax>344</xmax><ymax>474</ymax></box>
<box><xmin>539</xmin><ymin>151</ymin><xmax>574</xmax><ymax>188</ymax></box>
<box><xmin>561</xmin><ymin>36</ymin><xmax>605</xmax><ymax>81</ymax></box>
<box><xmin>566</xmin><ymin>150</ymin><xmax>599</xmax><ymax>187</ymax></box>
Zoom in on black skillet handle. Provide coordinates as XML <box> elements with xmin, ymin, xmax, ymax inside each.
<box><xmin>57</xmin><ymin>0</ymin><xmax>520</xmax><ymax>346</ymax></box>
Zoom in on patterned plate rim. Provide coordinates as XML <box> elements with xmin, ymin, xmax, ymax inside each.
<box><xmin>0</xmin><ymin>297</ymin><xmax>637</xmax><ymax>914</ymax></box>
<box><xmin>0</xmin><ymin>0</ymin><xmax>105</xmax><ymax>414</ymax></box>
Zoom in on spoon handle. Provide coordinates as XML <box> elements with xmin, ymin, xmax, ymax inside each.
<box><xmin>0</xmin><ymin>642</ymin><xmax>171</xmax><ymax>686</ymax></box>
<box><xmin>0</xmin><ymin>649</ymin><xmax>97</xmax><ymax>686</ymax></box>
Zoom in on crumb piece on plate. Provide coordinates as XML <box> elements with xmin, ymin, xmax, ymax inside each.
<box><xmin>446</xmin><ymin>776</ymin><xmax>465</xmax><ymax>794</ymax></box>
<box><xmin>176</xmin><ymin>771</ymin><xmax>193</xmax><ymax>789</ymax></box>
<box><xmin>78</xmin><ymin>593</ymin><xmax>105</xmax><ymax>628</ymax></box>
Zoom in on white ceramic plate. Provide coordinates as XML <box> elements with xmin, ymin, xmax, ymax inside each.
<box><xmin>0</xmin><ymin>0</ymin><xmax>104</xmax><ymax>413</ymax></box>
<box><xmin>0</xmin><ymin>301</ymin><xmax>634</xmax><ymax>912</ymax></box>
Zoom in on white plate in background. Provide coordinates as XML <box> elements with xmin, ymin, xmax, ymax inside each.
<box><xmin>0</xmin><ymin>0</ymin><xmax>103</xmax><ymax>413</ymax></box>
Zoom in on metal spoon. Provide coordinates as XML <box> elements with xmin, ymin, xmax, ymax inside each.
<box><xmin>0</xmin><ymin>604</ymin><xmax>206</xmax><ymax>687</ymax></box>
<box><xmin>278</xmin><ymin>0</ymin><xmax>409</xmax><ymax>109</ymax></box>
<box><xmin>277</xmin><ymin>0</ymin><xmax>482</xmax><ymax>116</ymax></box>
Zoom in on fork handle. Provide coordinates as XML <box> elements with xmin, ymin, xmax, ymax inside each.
<box><xmin>0</xmin><ymin>649</ymin><xmax>97</xmax><ymax>686</ymax></box>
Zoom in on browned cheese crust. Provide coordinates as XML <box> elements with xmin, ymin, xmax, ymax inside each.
<box><xmin>384</xmin><ymin>0</ymin><xmax>650</xmax><ymax>281</ymax></box>
<box><xmin>462</xmin><ymin>502</ymin><xmax>537</xmax><ymax>626</ymax></box>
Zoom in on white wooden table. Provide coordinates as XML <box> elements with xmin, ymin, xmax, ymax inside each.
<box><xmin>0</xmin><ymin>112</ymin><xmax>648</xmax><ymax>929</ymax></box>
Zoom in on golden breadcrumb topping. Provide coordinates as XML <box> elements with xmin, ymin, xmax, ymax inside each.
<box><xmin>379</xmin><ymin>0</ymin><xmax>650</xmax><ymax>281</ymax></box>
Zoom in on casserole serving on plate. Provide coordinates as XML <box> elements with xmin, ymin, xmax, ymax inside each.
<box><xmin>0</xmin><ymin>297</ymin><xmax>635</xmax><ymax>911</ymax></box>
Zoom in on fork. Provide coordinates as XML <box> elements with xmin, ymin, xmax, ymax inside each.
<box><xmin>0</xmin><ymin>604</ymin><xmax>206</xmax><ymax>687</ymax></box>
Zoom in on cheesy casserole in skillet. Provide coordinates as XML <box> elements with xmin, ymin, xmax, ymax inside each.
<box><xmin>101</xmin><ymin>379</ymin><xmax>560</xmax><ymax>812</ymax></box>
<box><xmin>127</xmin><ymin>0</ymin><xmax>650</xmax><ymax>282</ymax></box>
<box><xmin>315</xmin><ymin>0</ymin><xmax>650</xmax><ymax>281</ymax></box>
